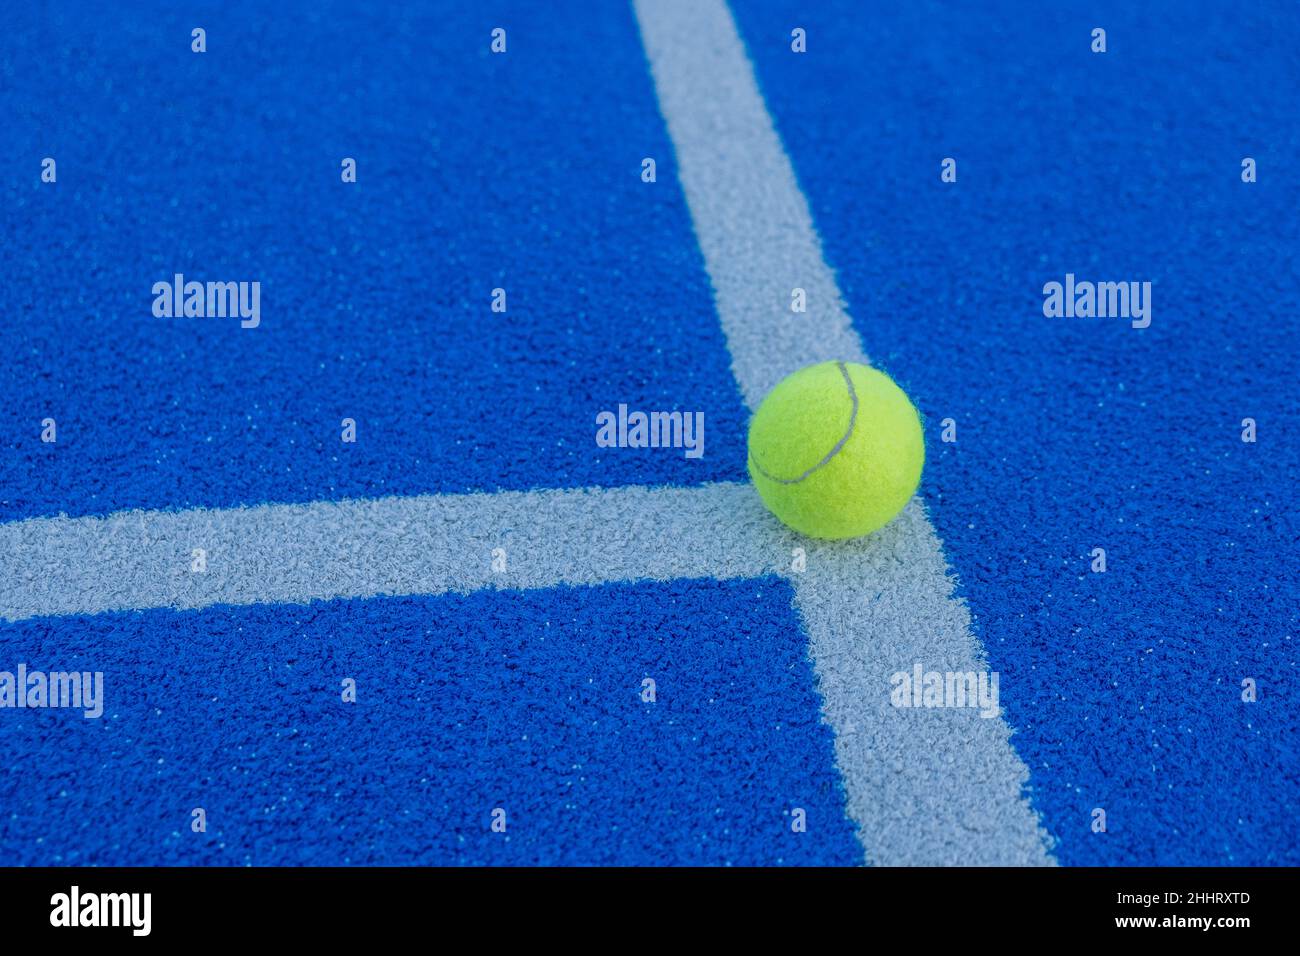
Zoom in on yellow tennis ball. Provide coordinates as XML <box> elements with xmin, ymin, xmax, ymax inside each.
<box><xmin>747</xmin><ymin>360</ymin><xmax>924</xmax><ymax>539</ymax></box>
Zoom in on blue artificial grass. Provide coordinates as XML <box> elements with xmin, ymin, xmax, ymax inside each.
<box><xmin>2</xmin><ymin>0</ymin><xmax>1295</xmax><ymax>867</ymax></box>
<box><xmin>733</xmin><ymin>0</ymin><xmax>1300</xmax><ymax>864</ymax></box>
<box><xmin>0</xmin><ymin>0</ymin><xmax>750</xmax><ymax>522</ymax></box>
<box><xmin>0</xmin><ymin>576</ymin><xmax>859</xmax><ymax>865</ymax></box>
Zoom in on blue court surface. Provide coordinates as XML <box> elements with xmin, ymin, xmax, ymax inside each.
<box><xmin>1</xmin><ymin>0</ymin><xmax>1296</xmax><ymax>866</ymax></box>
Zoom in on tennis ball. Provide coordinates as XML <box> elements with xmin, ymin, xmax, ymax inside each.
<box><xmin>747</xmin><ymin>360</ymin><xmax>924</xmax><ymax>539</ymax></box>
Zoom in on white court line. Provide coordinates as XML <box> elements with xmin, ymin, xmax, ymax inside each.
<box><xmin>0</xmin><ymin>483</ymin><xmax>780</xmax><ymax>622</ymax></box>
<box><xmin>633</xmin><ymin>0</ymin><xmax>1054</xmax><ymax>864</ymax></box>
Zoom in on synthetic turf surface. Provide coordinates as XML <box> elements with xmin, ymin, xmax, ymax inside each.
<box><xmin>2</xmin><ymin>578</ymin><xmax>858</xmax><ymax>865</ymax></box>
<box><xmin>2</xmin><ymin>0</ymin><xmax>1297</xmax><ymax>865</ymax></box>
<box><xmin>0</xmin><ymin>1</ymin><xmax>749</xmax><ymax>521</ymax></box>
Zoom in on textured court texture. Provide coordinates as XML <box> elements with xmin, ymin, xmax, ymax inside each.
<box><xmin>1</xmin><ymin>0</ymin><xmax>1296</xmax><ymax>866</ymax></box>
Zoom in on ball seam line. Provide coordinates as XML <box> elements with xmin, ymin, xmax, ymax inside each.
<box><xmin>748</xmin><ymin>360</ymin><xmax>858</xmax><ymax>486</ymax></box>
